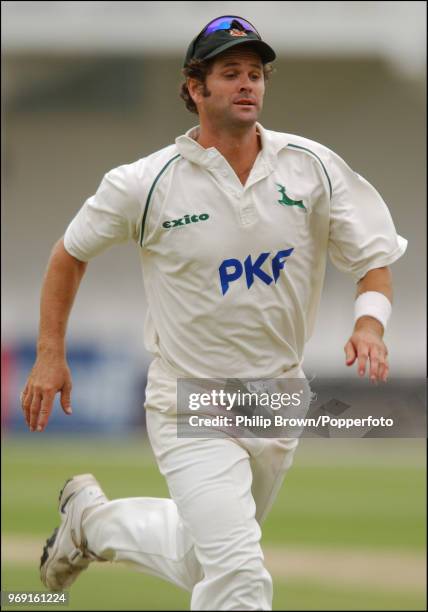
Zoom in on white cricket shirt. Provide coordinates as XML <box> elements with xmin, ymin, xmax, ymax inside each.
<box><xmin>64</xmin><ymin>123</ymin><xmax>407</xmax><ymax>382</ymax></box>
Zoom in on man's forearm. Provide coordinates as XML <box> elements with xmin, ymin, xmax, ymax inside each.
<box><xmin>354</xmin><ymin>266</ymin><xmax>393</xmax><ymax>336</ymax></box>
<box><xmin>21</xmin><ymin>238</ymin><xmax>86</xmax><ymax>432</ymax></box>
<box><xmin>37</xmin><ymin>239</ymin><xmax>87</xmax><ymax>356</ymax></box>
<box><xmin>356</xmin><ymin>266</ymin><xmax>392</xmax><ymax>302</ymax></box>
<box><xmin>345</xmin><ymin>266</ymin><xmax>392</xmax><ymax>381</ymax></box>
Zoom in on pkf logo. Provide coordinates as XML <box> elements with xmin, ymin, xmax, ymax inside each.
<box><xmin>219</xmin><ymin>248</ymin><xmax>294</xmax><ymax>295</ymax></box>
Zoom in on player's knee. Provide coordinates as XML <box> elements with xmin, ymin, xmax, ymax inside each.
<box><xmin>206</xmin><ymin>535</ymin><xmax>268</xmax><ymax>580</ymax></box>
<box><xmin>233</xmin><ymin>564</ymin><xmax>273</xmax><ymax>600</ymax></box>
<box><xmin>232</xmin><ymin>558</ymin><xmax>272</xmax><ymax>586</ymax></box>
<box><xmin>191</xmin><ymin>556</ymin><xmax>272</xmax><ymax>610</ymax></box>
<box><xmin>210</xmin><ymin>558</ymin><xmax>272</xmax><ymax>607</ymax></box>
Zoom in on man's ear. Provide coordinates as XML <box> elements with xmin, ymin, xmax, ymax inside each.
<box><xmin>187</xmin><ymin>78</ymin><xmax>203</xmax><ymax>106</ymax></box>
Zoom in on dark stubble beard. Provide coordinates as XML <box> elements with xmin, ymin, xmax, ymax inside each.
<box><xmin>201</xmin><ymin>85</ymin><xmax>262</xmax><ymax>131</ymax></box>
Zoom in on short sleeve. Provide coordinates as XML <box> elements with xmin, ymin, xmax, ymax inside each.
<box><xmin>327</xmin><ymin>151</ymin><xmax>408</xmax><ymax>281</ymax></box>
<box><xmin>64</xmin><ymin>163</ymin><xmax>141</xmax><ymax>262</ymax></box>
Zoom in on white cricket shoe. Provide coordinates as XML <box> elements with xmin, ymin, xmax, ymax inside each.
<box><xmin>40</xmin><ymin>473</ymin><xmax>108</xmax><ymax>591</ymax></box>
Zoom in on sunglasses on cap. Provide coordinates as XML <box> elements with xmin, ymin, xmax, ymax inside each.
<box><xmin>199</xmin><ymin>16</ymin><xmax>261</xmax><ymax>39</ymax></box>
<box><xmin>184</xmin><ymin>15</ymin><xmax>275</xmax><ymax>66</ymax></box>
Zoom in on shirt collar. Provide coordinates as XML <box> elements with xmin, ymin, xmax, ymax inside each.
<box><xmin>175</xmin><ymin>123</ymin><xmax>289</xmax><ymax>170</ymax></box>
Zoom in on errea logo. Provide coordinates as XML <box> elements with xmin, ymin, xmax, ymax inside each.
<box><xmin>162</xmin><ymin>213</ymin><xmax>210</xmax><ymax>229</ymax></box>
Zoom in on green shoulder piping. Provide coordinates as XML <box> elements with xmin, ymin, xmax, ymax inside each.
<box><xmin>139</xmin><ymin>153</ymin><xmax>181</xmax><ymax>246</ymax></box>
<box><xmin>287</xmin><ymin>143</ymin><xmax>332</xmax><ymax>199</ymax></box>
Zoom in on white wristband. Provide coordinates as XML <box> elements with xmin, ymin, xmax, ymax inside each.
<box><xmin>354</xmin><ymin>291</ymin><xmax>392</xmax><ymax>330</ymax></box>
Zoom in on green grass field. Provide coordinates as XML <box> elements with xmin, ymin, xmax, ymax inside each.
<box><xmin>1</xmin><ymin>435</ymin><xmax>426</xmax><ymax>610</ymax></box>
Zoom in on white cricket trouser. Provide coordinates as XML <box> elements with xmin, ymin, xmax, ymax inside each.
<box><xmin>82</xmin><ymin>359</ymin><xmax>302</xmax><ymax>611</ymax></box>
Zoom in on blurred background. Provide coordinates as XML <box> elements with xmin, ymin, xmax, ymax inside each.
<box><xmin>2</xmin><ymin>2</ymin><xmax>426</xmax><ymax>610</ymax></box>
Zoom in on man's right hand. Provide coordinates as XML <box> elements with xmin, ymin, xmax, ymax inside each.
<box><xmin>20</xmin><ymin>238</ymin><xmax>87</xmax><ymax>432</ymax></box>
<box><xmin>21</xmin><ymin>354</ymin><xmax>73</xmax><ymax>432</ymax></box>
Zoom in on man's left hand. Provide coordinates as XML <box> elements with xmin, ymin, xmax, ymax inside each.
<box><xmin>344</xmin><ymin>316</ymin><xmax>389</xmax><ymax>382</ymax></box>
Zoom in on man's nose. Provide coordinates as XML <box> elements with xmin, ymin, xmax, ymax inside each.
<box><xmin>238</xmin><ymin>75</ymin><xmax>253</xmax><ymax>90</ymax></box>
